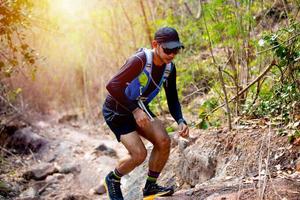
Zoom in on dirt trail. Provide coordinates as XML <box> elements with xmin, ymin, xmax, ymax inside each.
<box><xmin>1</xmin><ymin>115</ymin><xmax>300</xmax><ymax>200</ymax></box>
<box><xmin>22</xmin><ymin>117</ymin><xmax>127</xmax><ymax>200</ymax></box>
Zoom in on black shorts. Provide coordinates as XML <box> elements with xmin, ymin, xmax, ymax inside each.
<box><xmin>102</xmin><ymin>103</ymin><xmax>155</xmax><ymax>142</ymax></box>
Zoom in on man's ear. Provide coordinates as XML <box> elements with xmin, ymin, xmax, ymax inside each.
<box><xmin>152</xmin><ymin>40</ymin><xmax>158</xmax><ymax>48</ymax></box>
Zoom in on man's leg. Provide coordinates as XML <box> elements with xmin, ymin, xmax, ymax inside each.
<box><xmin>137</xmin><ymin>119</ymin><xmax>171</xmax><ymax>173</ymax></box>
<box><xmin>104</xmin><ymin>131</ymin><xmax>147</xmax><ymax>200</ymax></box>
<box><xmin>117</xmin><ymin>131</ymin><xmax>147</xmax><ymax>174</ymax></box>
<box><xmin>137</xmin><ymin>119</ymin><xmax>173</xmax><ymax>198</ymax></box>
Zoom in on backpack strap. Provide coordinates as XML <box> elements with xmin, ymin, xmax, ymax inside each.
<box><xmin>133</xmin><ymin>48</ymin><xmax>174</xmax><ymax>103</ymax></box>
<box><xmin>163</xmin><ymin>63</ymin><xmax>172</xmax><ymax>80</ymax></box>
<box><xmin>143</xmin><ymin>48</ymin><xmax>153</xmax><ymax>73</ymax></box>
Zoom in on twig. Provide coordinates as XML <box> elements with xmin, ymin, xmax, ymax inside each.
<box><xmin>0</xmin><ymin>95</ymin><xmax>21</xmax><ymax>115</ymax></box>
<box><xmin>208</xmin><ymin>61</ymin><xmax>276</xmax><ymax>116</ymax></box>
<box><xmin>0</xmin><ymin>94</ymin><xmax>33</xmax><ymax>126</ymax></box>
<box><xmin>260</xmin><ymin>125</ymin><xmax>272</xmax><ymax>199</ymax></box>
<box><xmin>182</xmin><ymin>87</ymin><xmax>206</xmax><ymax>100</ymax></box>
<box><xmin>280</xmin><ymin>0</ymin><xmax>290</xmax><ymax>26</ymax></box>
<box><xmin>184</xmin><ymin>0</ymin><xmax>202</xmax><ymax>20</ymax></box>
<box><xmin>0</xmin><ymin>146</ymin><xmax>27</xmax><ymax>167</ymax></box>
<box><xmin>29</xmin><ymin>148</ymin><xmax>38</xmax><ymax>164</ymax></box>
<box><xmin>37</xmin><ymin>182</ymin><xmax>52</xmax><ymax>195</ymax></box>
<box><xmin>201</xmin><ymin>0</ymin><xmax>232</xmax><ymax>130</ymax></box>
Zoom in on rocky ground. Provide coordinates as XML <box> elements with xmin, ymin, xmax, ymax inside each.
<box><xmin>0</xmin><ymin>114</ymin><xmax>300</xmax><ymax>200</ymax></box>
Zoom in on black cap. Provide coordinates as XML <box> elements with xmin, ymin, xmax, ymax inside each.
<box><xmin>154</xmin><ymin>27</ymin><xmax>184</xmax><ymax>49</ymax></box>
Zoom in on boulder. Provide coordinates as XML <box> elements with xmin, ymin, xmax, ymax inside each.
<box><xmin>23</xmin><ymin>163</ymin><xmax>58</xmax><ymax>181</ymax></box>
<box><xmin>5</xmin><ymin>128</ymin><xmax>49</xmax><ymax>154</ymax></box>
<box><xmin>93</xmin><ymin>144</ymin><xmax>117</xmax><ymax>158</ymax></box>
<box><xmin>177</xmin><ymin>145</ymin><xmax>217</xmax><ymax>186</ymax></box>
<box><xmin>56</xmin><ymin>163</ymin><xmax>81</xmax><ymax>174</ymax></box>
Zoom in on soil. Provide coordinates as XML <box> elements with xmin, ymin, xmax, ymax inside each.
<box><xmin>0</xmin><ymin>114</ymin><xmax>300</xmax><ymax>200</ymax></box>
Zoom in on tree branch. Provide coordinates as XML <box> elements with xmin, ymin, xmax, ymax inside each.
<box><xmin>208</xmin><ymin>61</ymin><xmax>277</xmax><ymax>116</ymax></box>
<box><xmin>184</xmin><ymin>0</ymin><xmax>202</xmax><ymax>20</ymax></box>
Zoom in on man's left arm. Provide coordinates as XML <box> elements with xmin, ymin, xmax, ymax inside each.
<box><xmin>164</xmin><ymin>65</ymin><xmax>189</xmax><ymax>138</ymax></box>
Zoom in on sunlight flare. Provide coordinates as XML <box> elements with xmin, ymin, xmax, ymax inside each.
<box><xmin>49</xmin><ymin>0</ymin><xmax>88</xmax><ymax>20</ymax></box>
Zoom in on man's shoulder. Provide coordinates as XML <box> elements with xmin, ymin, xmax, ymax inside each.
<box><xmin>135</xmin><ymin>50</ymin><xmax>146</xmax><ymax>59</ymax></box>
<box><xmin>128</xmin><ymin>50</ymin><xmax>146</xmax><ymax>63</ymax></box>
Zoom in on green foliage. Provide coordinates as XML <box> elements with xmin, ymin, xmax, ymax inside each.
<box><xmin>199</xmin><ymin>97</ymin><xmax>219</xmax><ymax>118</ymax></box>
<box><xmin>245</xmin><ymin>83</ymin><xmax>300</xmax><ymax>120</ymax></box>
<box><xmin>197</xmin><ymin>97</ymin><xmax>220</xmax><ymax>129</ymax></box>
<box><xmin>150</xmin><ymin>0</ymin><xmax>264</xmax><ymax>127</ymax></box>
<box><xmin>0</xmin><ymin>0</ymin><xmax>38</xmax><ymax>80</ymax></box>
<box><xmin>262</xmin><ymin>21</ymin><xmax>300</xmax><ymax>65</ymax></box>
<box><xmin>244</xmin><ymin>21</ymin><xmax>300</xmax><ymax>123</ymax></box>
<box><xmin>166</xmin><ymin>126</ymin><xmax>175</xmax><ymax>133</ymax></box>
<box><xmin>148</xmin><ymin>52</ymin><xmax>215</xmax><ymax>115</ymax></box>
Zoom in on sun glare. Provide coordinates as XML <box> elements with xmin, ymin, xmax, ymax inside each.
<box><xmin>49</xmin><ymin>0</ymin><xmax>88</xmax><ymax>20</ymax></box>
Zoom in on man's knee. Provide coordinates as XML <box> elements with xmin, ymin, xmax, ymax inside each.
<box><xmin>132</xmin><ymin>147</ymin><xmax>147</xmax><ymax>166</ymax></box>
<box><xmin>155</xmin><ymin>135</ymin><xmax>171</xmax><ymax>150</ymax></box>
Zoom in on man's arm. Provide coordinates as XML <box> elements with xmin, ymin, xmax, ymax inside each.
<box><xmin>164</xmin><ymin>65</ymin><xmax>189</xmax><ymax>137</ymax></box>
<box><xmin>106</xmin><ymin>52</ymin><xmax>145</xmax><ymax>112</ymax></box>
<box><xmin>164</xmin><ymin>65</ymin><xmax>186</xmax><ymax>124</ymax></box>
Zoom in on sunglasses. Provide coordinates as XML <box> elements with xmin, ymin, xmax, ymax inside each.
<box><xmin>161</xmin><ymin>46</ymin><xmax>181</xmax><ymax>55</ymax></box>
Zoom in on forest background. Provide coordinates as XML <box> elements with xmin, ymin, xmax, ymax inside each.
<box><xmin>0</xmin><ymin>0</ymin><xmax>300</xmax><ymax>140</ymax></box>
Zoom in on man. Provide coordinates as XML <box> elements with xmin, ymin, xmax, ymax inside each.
<box><xmin>102</xmin><ymin>27</ymin><xmax>189</xmax><ymax>200</ymax></box>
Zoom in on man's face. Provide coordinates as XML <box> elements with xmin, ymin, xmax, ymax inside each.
<box><xmin>157</xmin><ymin>44</ymin><xmax>180</xmax><ymax>64</ymax></box>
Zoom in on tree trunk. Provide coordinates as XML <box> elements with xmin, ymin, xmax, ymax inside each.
<box><xmin>139</xmin><ymin>0</ymin><xmax>152</xmax><ymax>46</ymax></box>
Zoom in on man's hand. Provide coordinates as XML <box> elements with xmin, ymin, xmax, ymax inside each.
<box><xmin>132</xmin><ymin>108</ymin><xmax>150</xmax><ymax>128</ymax></box>
<box><xmin>178</xmin><ymin>122</ymin><xmax>189</xmax><ymax>138</ymax></box>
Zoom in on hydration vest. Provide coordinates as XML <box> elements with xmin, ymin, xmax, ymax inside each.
<box><xmin>125</xmin><ymin>48</ymin><xmax>173</xmax><ymax>105</ymax></box>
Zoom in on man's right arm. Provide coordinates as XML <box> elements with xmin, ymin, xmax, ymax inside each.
<box><xmin>106</xmin><ymin>52</ymin><xmax>145</xmax><ymax>112</ymax></box>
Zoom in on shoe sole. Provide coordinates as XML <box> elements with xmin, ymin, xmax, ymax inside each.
<box><xmin>143</xmin><ymin>190</ymin><xmax>172</xmax><ymax>200</ymax></box>
<box><xmin>103</xmin><ymin>179</ymin><xmax>111</xmax><ymax>200</ymax></box>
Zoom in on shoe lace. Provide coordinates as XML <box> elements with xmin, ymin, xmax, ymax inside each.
<box><xmin>150</xmin><ymin>183</ymin><xmax>166</xmax><ymax>191</ymax></box>
<box><xmin>111</xmin><ymin>179</ymin><xmax>122</xmax><ymax>198</ymax></box>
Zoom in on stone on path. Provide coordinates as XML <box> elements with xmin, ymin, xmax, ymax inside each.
<box><xmin>23</xmin><ymin>163</ymin><xmax>58</xmax><ymax>181</ymax></box>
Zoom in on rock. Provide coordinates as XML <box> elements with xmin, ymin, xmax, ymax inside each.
<box><xmin>171</xmin><ymin>133</ymin><xmax>197</xmax><ymax>150</ymax></box>
<box><xmin>178</xmin><ymin>138</ymin><xmax>189</xmax><ymax>151</ymax></box>
<box><xmin>16</xmin><ymin>181</ymin><xmax>51</xmax><ymax>199</ymax></box>
<box><xmin>23</xmin><ymin>163</ymin><xmax>58</xmax><ymax>181</ymax></box>
<box><xmin>18</xmin><ymin>187</ymin><xmax>37</xmax><ymax>199</ymax></box>
<box><xmin>93</xmin><ymin>144</ymin><xmax>117</xmax><ymax>158</ymax></box>
<box><xmin>41</xmin><ymin>151</ymin><xmax>57</xmax><ymax>163</ymax></box>
<box><xmin>185</xmin><ymin>189</ymin><xmax>195</xmax><ymax>196</ymax></box>
<box><xmin>6</xmin><ymin>127</ymin><xmax>49</xmax><ymax>154</ymax></box>
<box><xmin>178</xmin><ymin>145</ymin><xmax>217</xmax><ymax>186</ymax></box>
<box><xmin>56</xmin><ymin>163</ymin><xmax>81</xmax><ymax>174</ymax></box>
<box><xmin>89</xmin><ymin>183</ymin><xmax>106</xmax><ymax>195</ymax></box>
